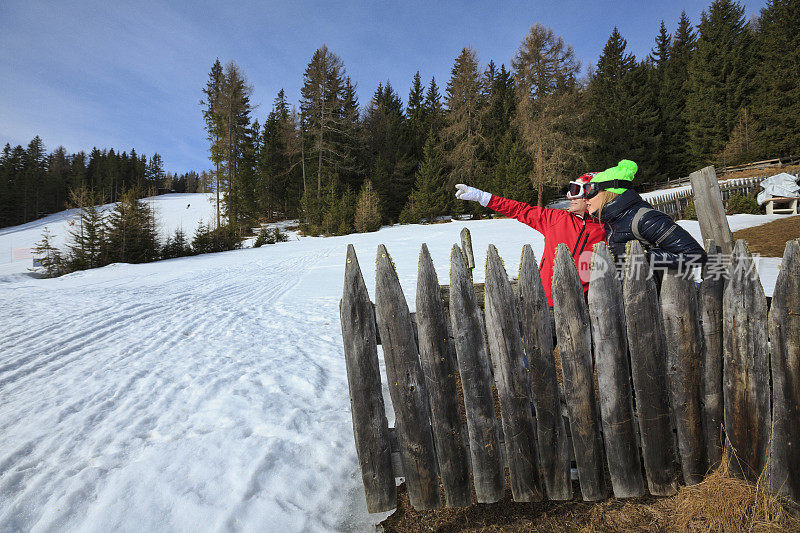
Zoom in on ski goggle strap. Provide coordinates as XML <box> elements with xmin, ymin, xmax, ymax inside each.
<box><xmin>583</xmin><ymin>179</ymin><xmax>628</xmax><ymax>199</ymax></box>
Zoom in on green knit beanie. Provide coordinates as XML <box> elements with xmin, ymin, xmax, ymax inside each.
<box><xmin>592</xmin><ymin>159</ymin><xmax>638</xmax><ymax>194</ymax></box>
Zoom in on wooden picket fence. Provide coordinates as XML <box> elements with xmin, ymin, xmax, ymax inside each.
<box><xmin>340</xmin><ymin>229</ymin><xmax>800</xmax><ymax>513</ymax></box>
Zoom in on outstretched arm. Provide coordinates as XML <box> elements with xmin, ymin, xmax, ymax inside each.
<box><xmin>455</xmin><ymin>184</ymin><xmax>557</xmax><ymax>232</ymax></box>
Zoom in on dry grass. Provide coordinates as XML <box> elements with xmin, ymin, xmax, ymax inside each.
<box><xmin>721</xmin><ymin>164</ymin><xmax>800</xmax><ymax>181</ymax></box>
<box><xmin>732</xmin><ymin>216</ymin><xmax>800</xmax><ymax>257</ymax></box>
<box><xmin>380</xmin><ymin>451</ymin><xmax>800</xmax><ymax>532</ymax></box>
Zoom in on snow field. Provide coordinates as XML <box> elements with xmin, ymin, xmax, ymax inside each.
<box><xmin>0</xmin><ymin>202</ymin><xmax>791</xmax><ymax>531</ymax></box>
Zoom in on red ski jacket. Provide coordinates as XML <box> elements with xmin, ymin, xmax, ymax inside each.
<box><xmin>487</xmin><ymin>195</ymin><xmax>606</xmax><ymax>306</ymax></box>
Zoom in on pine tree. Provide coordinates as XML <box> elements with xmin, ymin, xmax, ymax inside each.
<box><xmin>513</xmin><ymin>24</ymin><xmax>585</xmax><ymax>205</ymax></box>
<box><xmin>401</xmin><ymin>131</ymin><xmax>448</xmax><ymax>223</ymax></box>
<box><xmin>483</xmin><ymin>63</ymin><xmax>516</xmax><ymax>168</ymax></box>
<box><xmin>192</xmin><ymin>221</ymin><xmax>211</xmax><ymax>254</ymax></box>
<box><xmin>588</xmin><ymin>27</ymin><xmax>637</xmax><ymax>169</ymax></box>
<box><xmin>146</xmin><ymin>153</ymin><xmax>165</xmax><ymax>190</ymax></box>
<box><xmin>32</xmin><ymin>226</ymin><xmax>64</xmax><ymax>277</ymax></box>
<box><xmin>217</xmin><ymin>61</ymin><xmax>254</xmax><ymax>229</ymax></box>
<box><xmin>201</xmin><ymin>59</ymin><xmax>224</xmax><ymax>229</ymax></box>
<box><xmin>684</xmin><ymin>0</ymin><xmax>755</xmax><ymax>168</ymax></box>
<box><xmin>656</xmin><ymin>12</ymin><xmax>697</xmax><ymax>177</ymax></box>
<box><xmin>423</xmin><ymin>76</ymin><xmax>445</xmax><ymax>136</ymax></box>
<box><xmin>363</xmin><ymin>81</ymin><xmax>410</xmax><ymax>223</ymax></box>
<box><xmin>492</xmin><ymin>130</ymin><xmax>534</xmax><ymax>202</ymax></box>
<box><xmin>65</xmin><ymin>187</ymin><xmax>106</xmax><ymax>270</ymax></box>
<box><xmin>626</xmin><ymin>61</ymin><xmax>663</xmax><ymax>184</ymax></box>
<box><xmin>24</xmin><ymin>136</ymin><xmax>47</xmax><ymax>222</ymax></box>
<box><xmin>443</xmin><ymin>47</ymin><xmax>487</xmax><ymax>214</ymax></box>
<box><xmin>300</xmin><ymin>46</ymin><xmax>348</xmax><ymax>200</ymax></box>
<box><xmin>354</xmin><ymin>179</ymin><xmax>382</xmax><ymax>232</ymax></box>
<box><xmin>105</xmin><ymin>189</ymin><xmax>160</xmax><ymax>264</ymax></box>
<box><xmin>405</xmin><ymin>71</ymin><xmax>427</xmax><ymax>175</ymax></box>
<box><xmin>717</xmin><ymin>108</ymin><xmax>760</xmax><ymax>165</ymax></box>
<box><xmin>340</xmin><ymin>77</ymin><xmax>364</xmax><ymax>189</ymax></box>
<box><xmin>752</xmin><ymin>0</ymin><xmax>800</xmax><ymax>157</ymax></box>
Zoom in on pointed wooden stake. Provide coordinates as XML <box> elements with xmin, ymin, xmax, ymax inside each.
<box><xmin>340</xmin><ymin>244</ymin><xmax>396</xmax><ymax>512</ymax></box>
<box><xmin>375</xmin><ymin>244</ymin><xmax>440</xmax><ymax>510</ymax></box>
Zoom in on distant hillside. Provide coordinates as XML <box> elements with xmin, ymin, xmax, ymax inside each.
<box><xmin>0</xmin><ymin>193</ymin><xmax>218</xmax><ymax>275</ymax></box>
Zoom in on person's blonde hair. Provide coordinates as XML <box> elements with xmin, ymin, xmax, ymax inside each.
<box><xmin>595</xmin><ymin>191</ymin><xmax>621</xmax><ymax>221</ymax></box>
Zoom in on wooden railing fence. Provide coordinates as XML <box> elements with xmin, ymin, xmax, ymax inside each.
<box><xmin>340</xmin><ymin>230</ymin><xmax>800</xmax><ymax>513</ymax></box>
<box><xmin>647</xmin><ymin>174</ymin><xmax>800</xmax><ymax>218</ymax></box>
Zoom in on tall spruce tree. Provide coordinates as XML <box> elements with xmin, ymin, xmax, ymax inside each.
<box><xmin>443</xmin><ymin>47</ymin><xmax>487</xmax><ymax>215</ymax></box>
<box><xmin>423</xmin><ymin>76</ymin><xmax>445</xmax><ymax>138</ymax></box>
<box><xmin>65</xmin><ymin>187</ymin><xmax>106</xmax><ymax>271</ymax></box>
<box><xmin>363</xmin><ymin>81</ymin><xmax>410</xmax><ymax>222</ymax></box>
<box><xmin>492</xmin><ymin>130</ymin><xmax>534</xmax><ymax>202</ymax></box>
<box><xmin>752</xmin><ymin>0</ymin><xmax>800</xmax><ymax>157</ymax></box>
<box><xmin>400</xmin><ymin>131</ymin><xmax>448</xmax><ymax>223</ymax></box>
<box><xmin>588</xmin><ymin>27</ymin><xmax>637</xmax><ymax>169</ymax></box>
<box><xmin>201</xmin><ymin>59</ymin><xmax>224</xmax><ymax>228</ymax></box>
<box><xmin>216</xmin><ymin>61</ymin><xmax>254</xmax><ymax>229</ymax></box>
<box><xmin>684</xmin><ymin>0</ymin><xmax>754</xmax><ymax>168</ymax></box>
<box><xmin>300</xmin><ymin>46</ymin><xmax>348</xmax><ymax>200</ymax></box>
<box><xmin>661</xmin><ymin>12</ymin><xmax>697</xmax><ymax>177</ymax></box>
<box><xmin>483</xmin><ymin>63</ymin><xmax>516</xmax><ymax>167</ymax></box>
<box><xmin>105</xmin><ymin>189</ymin><xmax>160</xmax><ymax>264</ymax></box>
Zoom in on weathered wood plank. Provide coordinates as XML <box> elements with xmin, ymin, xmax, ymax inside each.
<box><xmin>416</xmin><ymin>244</ymin><xmax>471</xmax><ymax>507</ymax></box>
<box><xmin>723</xmin><ymin>240</ymin><xmax>770</xmax><ymax>481</ymax></box>
<box><xmin>517</xmin><ymin>244</ymin><xmax>571</xmax><ymax>500</ymax></box>
<box><xmin>484</xmin><ymin>244</ymin><xmax>543</xmax><ymax>502</ymax></box>
<box><xmin>589</xmin><ymin>242</ymin><xmax>645</xmax><ymax>497</ymax></box>
<box><xmin>374</xmin><ymin>245</ymin><xmax>440</xmax><ymax>510</ymax></box>
<box><xmin>623</xmin><ymin>240</ymin><xmax>678</xmax><ymax>496</ymax></box>
<box><xmin>340</xmin><ymin>245</ymin><xmax>397</xmax><ymax>513</ymax></box>
<box><xmin>448</xmin><ymin>245</ymin><xmax>505</xmax><ymax>503</ymax></box>
<box><xmin>552</xmin><ymin>243</ymin><xmax>607</xmax><ymax>501</ymax></box>
<box><xmin>700</xmin><ymin>240</ymin><xmax>724</xmax><ymax>470</ymax></box>
<box><xmin>661</xmin><ymin>269</ymin><xmax>706</xmax><ymax>485</ymax></box>
<box><xmin>689</xmin><ymin>166</ymin><xmax>734</xmax><ymax>255</ymax></box>
<box><xmin>460</xmin><ymin>227</ymin><xmax>475</xmax><ymax>270</ymax></box>
<box><xmin>768</xmin><ymin>239</ymin><xmax>800</xmax><ymax>502</ymax></box>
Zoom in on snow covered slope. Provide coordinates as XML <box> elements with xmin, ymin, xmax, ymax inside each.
<box><xmin>0</xmin><ymin>212</ymin><xmax>789</xmax><ymax>532</ymax></box>
<box><xmin>0</xmin><ymin>193</ymin><xmax>218</xmax><ymax>276</ymax></box>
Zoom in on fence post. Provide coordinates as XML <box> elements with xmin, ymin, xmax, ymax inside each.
<box><xmin>588</xmin><ymin>242</ymin><xmax>645</xmax><ymax>498</ymax></box>
<box><xmin>552</xmin><ymin>244</ymin><xmax>607</xmax><ymax>501</ymax></box>
<box><xmin>374</xmin><ymin>245</ymin><xmax>440</xmax><ymax>510</ymax></box>
<box><xmin>623</xmin><ymin>241</ymin><xmax>678</xmax><ymax>496</ymax></box>
<box><xmin>661</xmin><ymin>268</ymin><xmax>706</xmax><ymax>485</ymax></box>
<box><xmin>690</xmin><ymin>166</ymin><xmax>734</xmax><ymax>255</ymax></box>
<box><xmin>768</xmin><ymin>239</ymin><xmax>800</xmax><ymax>503</ymax></box>
<box><xmin>723</xmin><ymin>240</ymin><xmax>770</xmax><ymax>482</ymax></box>
<box><xmin>700</xmin><ymin>240</ymin><xmax>724</xmax><ymax>470</ymax></box>
<box><xmin>340</xmin><ymin>245</ymin><xmax>396</xmax><ymax>513</ymax></box>
<box><xmin>517</xmin><ymin>244</ymin><xmax>571</xmax><ymax>500</ymax></box>
<box><xmin>448</xmin><ymin>245</ymin><xmax>505</xmax><ymax>503</ymax></box>
<box><xmin>460</xmin><ymin>227</ymin><xmax>475</xmax><ymax>270</ymax></box>
<box><xmin>416</xmin><ymin>243</ymin><xmax>471</xmax><ymax>507</ymax></box>
<box><xmin>484</xmin><ymin>244</ymin><xmax>543</xmax><ymax>502</ymax></box>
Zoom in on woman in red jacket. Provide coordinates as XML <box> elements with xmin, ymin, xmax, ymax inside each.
<box><xmin>455</xmin><ymin>174</ymin><xmax>606</xmax><ymax>306</ymax></box>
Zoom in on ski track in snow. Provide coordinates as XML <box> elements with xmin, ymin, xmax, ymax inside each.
<box><xmin>0</xmin><ymin>242</ymin><xmax>377</xmax><ymax>532</ymax></box>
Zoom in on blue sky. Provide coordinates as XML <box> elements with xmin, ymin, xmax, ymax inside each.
<box><xmin>0</xmin><ymin>0</ymin><xmax>767</xmax><ymax>173</ymax></box>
